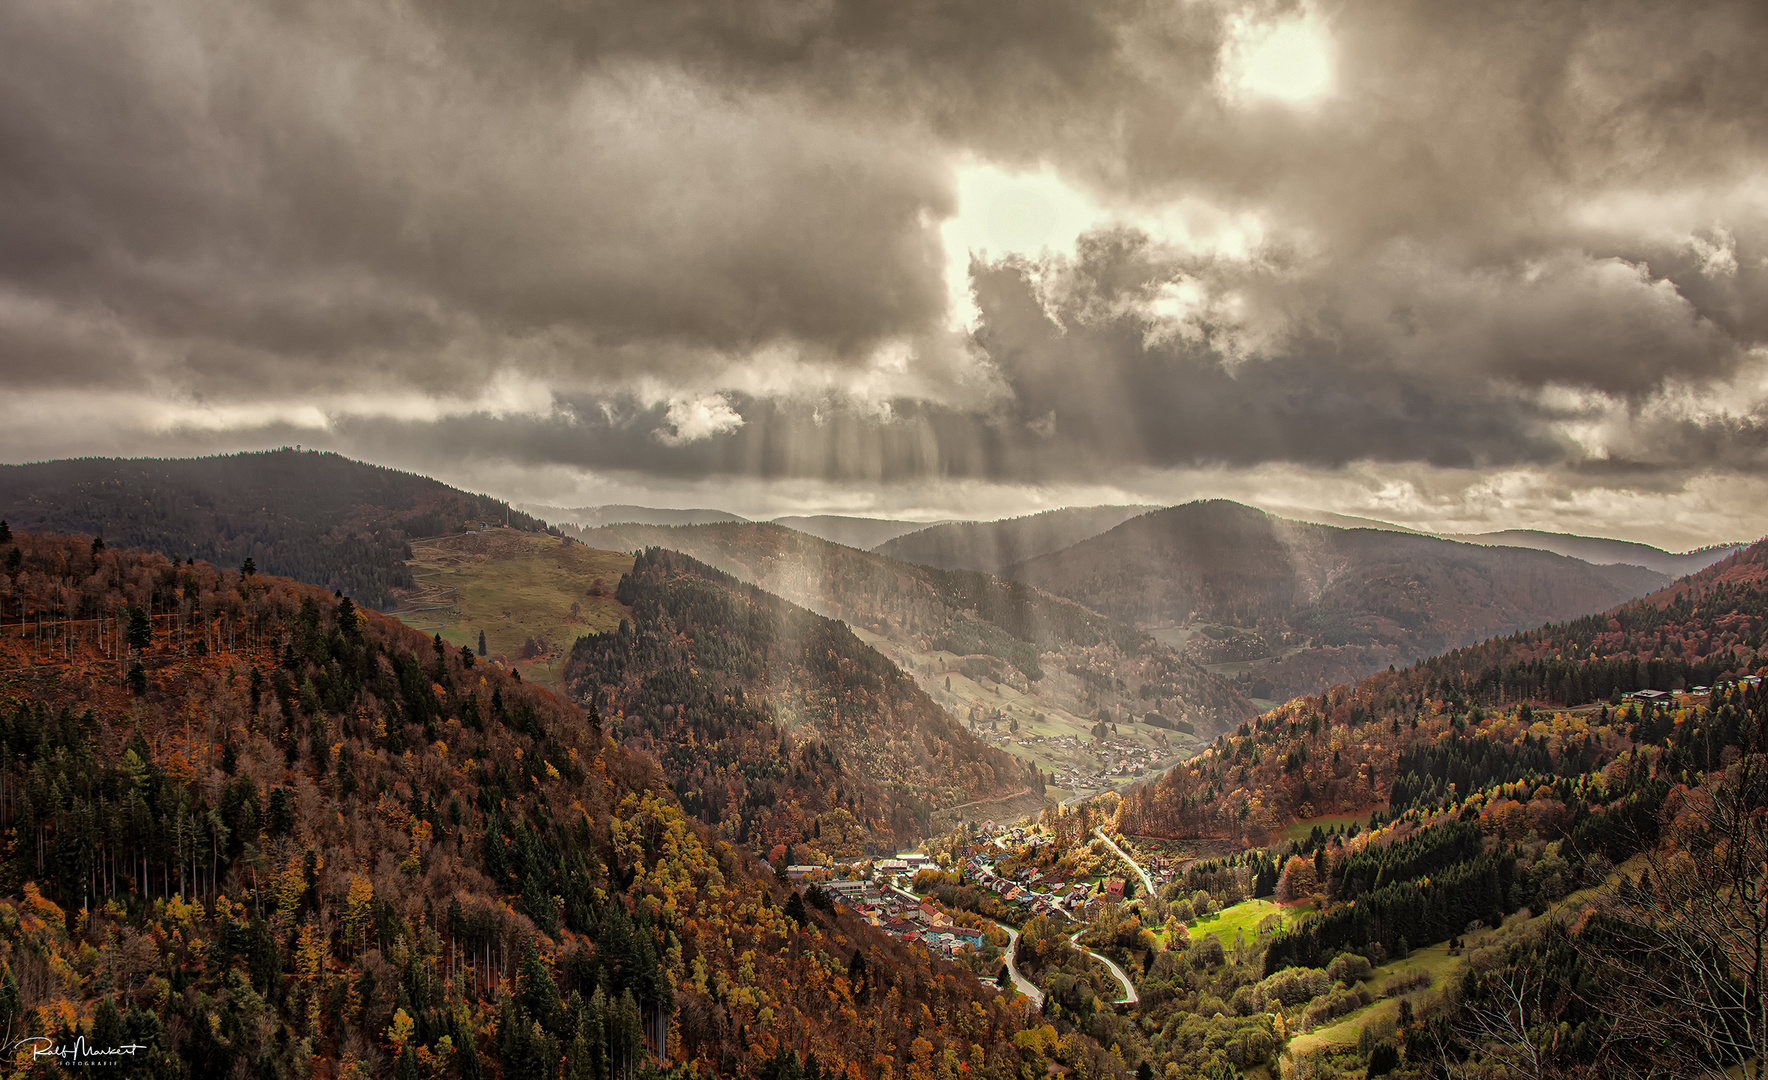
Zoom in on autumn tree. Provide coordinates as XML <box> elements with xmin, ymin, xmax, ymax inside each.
<box><xmin>1576</xmin><ymin>704</ymin><xmax>1768</xmax><ymax>1079</ymax></box>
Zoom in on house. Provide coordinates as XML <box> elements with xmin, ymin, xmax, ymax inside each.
<box><xmin>1104</xmin><ymin>879</ymin><xmax>1125</xmax><ymax>901</ymax></box>
<box><xmin>825</xmin><ymin>879</ymin><xmax>869</xmax><ymax>900</ymax></box>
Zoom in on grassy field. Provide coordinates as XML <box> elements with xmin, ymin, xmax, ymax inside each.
<box><xmin>1185</xmin><ymin>898</ymin><xmax>1294</xmax><ymax>948</ymax></box>
<box><xmin>1284</xmin><ymin>928</ymin><xmax>1503</xmax><ymax>1056</ymax></box>
<box><xmin>394</xmin><ymin>531</ymin><xmax>633</xmax><ymax>691</ymax></box>
<box><xmin>1274</xmin><ymin>810</ymin><xmax>1384</xmax><ymax>845</ymax></box>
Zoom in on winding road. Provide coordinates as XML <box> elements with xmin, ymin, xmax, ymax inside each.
<box><xmin>1069</xmin><ymin>930</ymin><xmax>1141</xmax><ymax>1005</ymax></box>
<box><xmin>997</xmin><ymin>925</ymin><xmax>1045</xmax><ymax>1008</ymax></box>
<box><xmin>1093</xmin><ymin>827</ymin><xmax>1155</xmax><ymax>897</ymax></box>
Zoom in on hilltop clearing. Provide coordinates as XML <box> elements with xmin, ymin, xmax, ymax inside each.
<box><xmin>388</xmin><ymin>529</ymin><xmax>633</xmax><ymax>691</ymax></box>
<box><xmin>1005</xmin><ymin>500</ymin><xmax>1670</xmax><ymax>701</ymax></box>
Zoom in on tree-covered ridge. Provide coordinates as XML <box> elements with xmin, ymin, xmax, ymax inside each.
<box><xmin>563</xmin><ymin>548</ymin><xmax>1033</xmax><ymax>856</ymax></box>
<box><xmin>0</xmin><ymin>533</ymin><xmax>1071</xmax><ymax>1079</ymax></box>
<box><xmin>0</xmin><ymin>450</ymin><xmax>551</xmax><ymax>609</ymax></box>
<box><xmin>1113</xmin><ymin>539</ymin><xmax>1768</xmax><ymax>846</ymax></box>
<box><xmin>1373</xmin><ymin>537</ymin><xmax>1768</xmax><ymax>707</ymax></box>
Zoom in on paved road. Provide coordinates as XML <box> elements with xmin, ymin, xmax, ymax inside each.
<box><xmin>997</xmin><ymin>925</ymin><xmax>1045</xmax><ymax>1009</ymax></box>
<box><xmin>1069</xmin><ymin>931</ymin><xmax>1140</xmax><ymax>1005</ymax></box>
<box><xmin>1093</xmin><ymin>827</ymin><xmax>1155</xmax><ymax>897</ymax></box>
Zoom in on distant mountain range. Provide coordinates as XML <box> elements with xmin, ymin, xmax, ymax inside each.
<box><xmin>1439</xmin><ymin>528</ymin><xmax>1745</xmax><ymax>577</ymax></box>
<box><xmin>523</xmin><ymin>503</ymin><xmax>748</xmax><ymax>528</ymax></box>
<box><xmin>875</xmin><ymin>505</ymin><xmax>1157</xmax><ymax>573</ymax></box>
<box><xmin>1004</xmin><ymin>500</ymin><xmax>1675</xmax><ymax>699</ymax></box>
<box><xmin>770</xmin><ymin>514</ymin><xmax>941</xmax><ymax>549</ymax></box>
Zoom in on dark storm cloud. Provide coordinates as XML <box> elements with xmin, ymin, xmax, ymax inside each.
<box><xmin>2</xmin><ymin>0</ymin><xmax>1768</xmax><ymax>486</ymax></box>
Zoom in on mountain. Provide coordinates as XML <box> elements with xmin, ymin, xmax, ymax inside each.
<box><xmin>0</xmin><ymin>450</ymin><xmax>547</xmax><ymax>609</ymax></box>
<box><xmin>562</xmin><ymin>548</ymin><xmax>1033</xmax><ymax>852</ymax></box>
<box><xmin>1100</xmin><ymin>536</ymin><xmax>1768</xmax><ymax>1078</ymax></box>
<box><xmin>0</xmin><ymin>528</ymin><xmax>1066</xmax><ymax>1078</ymax></box>
<box><xmin>1441</xmin><ymin>528</ymin><xmax>1746</xmax><ymax>577</ymax></box>
<box><xmin>1374</xmin><ymin>536</ymin><xmax>1768</xmax><ymax>708</ymax></box>
<box><xmin>1115</xmin><ymin>535</ymin><xmax>1768</xmax><ymax>844</ymax></box>
<box><xmin>1004</xmin><ymin>500</ymin><xmax>1671</xmax><ymax>700</ymax></box>
<box><xmin>874</xmin><ymin>505</ymin><xmax>1156</xmax><ymax>573</ymax></box>
<box><xmin>561</xmin><ymin>521</ymin><xmax>1256</xmax><ymax>797</ymax></box>
<box><xmin>769</xmin><ymin>514</ymin><xmax>937</xmax><ymax>549</ymax></box>
<box><xmin>525</xmin><ymin>504</ymin><xmax>749</xmax><ymax>528</ymax></box>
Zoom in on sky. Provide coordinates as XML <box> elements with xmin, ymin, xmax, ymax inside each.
<box><xmin>2</xmin><ymin>0</ymin><xmax>1767</xmax><ymax>550</ymax></box>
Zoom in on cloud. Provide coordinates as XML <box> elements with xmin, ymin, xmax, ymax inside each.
<box><xmin>1</xmin><ymin>0</ymin><xmax>1768</xmax><ymax>542</ymax></box>
<box><xmin>657</xmin><ymin>394</ymin><xmax>746</xmax><ymax>445</ymax></box>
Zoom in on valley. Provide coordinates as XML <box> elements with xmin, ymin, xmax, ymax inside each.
<box><xmin>0</xmin><ymin>456</ymin><xmax>1762</xmax><ymax>1080</ymax></box>
<box><xmin>563</xmin><ymin>520</ymin><xmax>1255</xmax><ymax>790</ymax></box>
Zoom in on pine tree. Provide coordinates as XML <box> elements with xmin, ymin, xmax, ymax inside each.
<box><xmin>479</xmin><ymin>630</ymin><xmax>488</xmax><ymax>657</ymax></box>
<box><xmin>0</xmin><ymin>520</ymin><xmax>10</xmax><ymax>544</ymax></box>
<box><xmin>127</xmin><ymin>607</ymin><xmax>152</xmax><ymax>651</ymax></box>
<box><xmin>518</xmin><ymin>942</ymin><xmax>562</xmax><ymax>1032</ymax></box>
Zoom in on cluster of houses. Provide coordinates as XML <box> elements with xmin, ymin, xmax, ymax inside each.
<box><xmin>962</xmin><ymin>845</ymin><xmax>1093</xmax><ymax>921</ymax></box>
<box><xmin>783</xmin><ymin>855</ymin><xmax>989</xmax><ymax>956</ymax></box>
<box><xmin>1052</xmin><ymin>737</ymin><xmax>1171</xmax><ymax>791</ymax></box>
<box><xmin>1623</xmin><ymin>674</ymin><xmax>1760</xmax><ymax>703</ymax></box>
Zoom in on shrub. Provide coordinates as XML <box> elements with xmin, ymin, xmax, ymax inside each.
<box><xmin>1381</xmin><ymin>970</ymin><xmax>1432</xmax><ymax>997</ymax></box>
<box><xmin>1300</xmin><ymin>986</ymin><xmax>1370</xmax><ymax>1030</ymax></box>
<box><xmin>1326</xmin><ymin>953</ymin><xmax>1373</xmax><ymax>985</ymax></box>
<box><xmin>1255</xmin><ymin>966</ymin><xmax>1331</xmax><ymax>1008</ymax></box>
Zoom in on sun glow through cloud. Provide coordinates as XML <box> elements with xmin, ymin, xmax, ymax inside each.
<box><xmin>1221</xmin><ymin>7</ymin><xmax>1334</xmax><ymax>106</ymax></box>
<box><xmin>940</xmin><ymin>161</ymin><xmax>1113</xmax><ymax>329</ymax></box>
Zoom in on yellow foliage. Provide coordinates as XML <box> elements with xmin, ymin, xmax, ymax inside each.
<box><xmin>21</xmin><ymin>881</ymin><xmax>63</xmax><ymax>923</ymax></box>
<box><xmin>388</xmin><ymin>1007</ymin><xmax>415</xmax><ymax>1053</ymax></box>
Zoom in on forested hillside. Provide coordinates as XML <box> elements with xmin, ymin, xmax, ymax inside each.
<box><xmin>1113</xmin><ymin>540</ymin><xmax>1768</xmax><ymax>845</ymax></box>
<box><xmin>568</xmin><ymin>522</ymin><xmax>1252</xmax><ymax>739</ymax></box>
<box><xmin>563</xmin><ymin>548</ymin><xmax>1034</xmax><ymax>854</ymax></box>
<box><xmin>1096</xmin><ymin>550</ymin><xmax>1768</xmax><ymax>1077</ymax></box>
<box><xmin>0</xmin><ymin>451</ymin><xmax>548</xmax><ymax>609</ymax></box>
<box><xmin>0</xmin><ymin>530</ymin><xmax>1075</xmax><ymax>1079</ymax></box>
<box><xmin>1382</xmin><ymin>538</ymin><xmax>1768</xmax><ymax>706</ymax></box>
<box><xmin>1006</xmin><ymin>500</ymin><xmax>1670</xmax><ymax>699</ymax></box>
